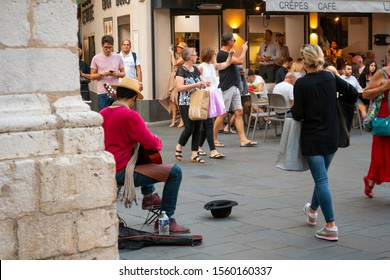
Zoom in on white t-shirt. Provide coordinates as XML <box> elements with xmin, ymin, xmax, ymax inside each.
<box><xmin>120</xmin><ymin>51</ymin><xmax>141</xmax><ymax>79</ymax></box>
<box><xmin>247</xmin><ymin>75</ymin><xmax>268</xmax><ymax>99</ymax></box>
<box><xmin>272</xmin><ymin>81</ymin><xmax>294</xmax><ymax>114</ymax></box>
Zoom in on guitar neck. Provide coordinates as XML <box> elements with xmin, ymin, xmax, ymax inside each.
<box><xmin>103</xmin><ymin>82</ymin><xmax>117</xmax><ymax>98</ymax></box>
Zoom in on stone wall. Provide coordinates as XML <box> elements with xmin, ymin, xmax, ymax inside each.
<box><xmin>0</xmin><ymin>0</ymin><xmax>118</xmax><ymax>259</ymax></box>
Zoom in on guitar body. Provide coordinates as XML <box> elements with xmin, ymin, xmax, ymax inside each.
<box><xmin>137</xmin><ymin>145</ymin><xmax>163</xmax><ymax>165</ymax></box>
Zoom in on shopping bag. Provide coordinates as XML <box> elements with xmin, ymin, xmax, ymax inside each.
<box><xmin>275</xmin><ymin>118</ymin><xmax>309</xmax><ymax>172</ymax></box>
<box><xmin>189</xmin><ymin>89</ymin><xmax>210</xmax><ymax>120</ymax></box>
<box><xmin>208</xmin><ymin>88</ymin><xmax>226</xmax><ymax>118</ymax></box>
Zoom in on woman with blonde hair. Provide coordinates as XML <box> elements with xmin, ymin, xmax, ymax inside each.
<box><xmin>292</xmin><ymin>44</ymin><xmax>357</xmax><ymax>241</ymax></box>
<box><xmin>160</xmin><ymin>42</ymin><xmax>187</xmax><ymax>127</ymax></box>
<box><xmin>362</xmin><ymin>46</ymin><xmax>390</xmax><ymax>198</ymax></box>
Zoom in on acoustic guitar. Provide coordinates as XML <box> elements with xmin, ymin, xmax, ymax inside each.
<box><xmin>103</xmin><ymin>82</ymin><xmax>117</xmax><ymax>98</ymax></box>
<box><xmin>137</xmin><ymin>145</ymin><xmax>163</xmax><ymax>165</ymax></box>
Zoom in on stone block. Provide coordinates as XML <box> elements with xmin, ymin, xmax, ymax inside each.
<box><xmin>54</xmin><ymin>246</ymin><xmax>119</xmax><ymax>260</ymax></box>
<box><xmin>0</xmin><ymin>0</ymin><xmax>29</xmax><ymax>47</ymax></box>
<box><xmin>33</xmin><ymin>0</ymin><xmax>77</xmax><ymax>46</ymax></box>
<box><xmin>77</xmin><ymin>208</ymin><xmax>118</xmax><ymax>252</ymax></box>
<box><xmin>0</xmin><ymin>131</ymin><xmax>60</xmax><ymax>161</ymax></box>
<box><xmin>0</xmin><ymin>220</ymin><xmax>17</xmax><ymax>259</ymax></box>
<box><xmin>60</xmin><ymin>127</ymin><xmax>105</xmax><ymax>154</ymax></box>
<box><xmin>0</xmin><ymin>49</ymin><xmax>79</xmax><ymax>94</ymax></box>
<box><xmin>0</xmin><ymin>160</ymin><xmax>38</xmax><ymax>220</ymax></box>
<box><xmin>18</xmin><ymin>213</ymin><xmax>77</xmax><ymax>259</ymax></box>
<box><xmin>39</xmin><ymin>153</ymin><xmax>117</xmax><ymax>215</ymax></box>
<box><xmin>0</xmin><ymin>94</ymin><xmax>57</xmax><ymax>133</ymax></box>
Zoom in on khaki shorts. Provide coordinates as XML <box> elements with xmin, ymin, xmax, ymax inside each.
<box><xmin>223</xmin><ymin>86</ymin><xmax>243</xmax><ymax>112</ymax></box>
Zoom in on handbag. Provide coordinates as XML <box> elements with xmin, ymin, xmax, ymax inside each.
<box><xmin>189</xmin><ymin>89</ymin><xmax>210</xmax><ymax>120</ymax></box>
<box><xmin>371</xmin><ymin>116</ymin><xmax>390</xmax><ymax>136</ymax></box>
<box><xmin>275</xmin><ymin>118</ymin><xmax>309</xmax><ymax>172</ymax></box>
<box><xmin>208</xmin><ymin>88</ymin><xmax>226</xmax><ymax>118</ymax></box>
<box><xmin>337</xmin><ymin>99</ymin><xmax>355</xmax><ymax>148</ymax></box>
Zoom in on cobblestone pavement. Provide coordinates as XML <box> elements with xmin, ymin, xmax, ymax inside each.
<box><xmin>118</xmin><ymin>122</ymin><xmax>390</xmax><ymax>260</ymax></box>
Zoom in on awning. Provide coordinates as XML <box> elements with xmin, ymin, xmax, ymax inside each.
<box><xmin>266</xmin><ymin>0</ymin><xmax>390</xmax><ymax>13</ymax></box>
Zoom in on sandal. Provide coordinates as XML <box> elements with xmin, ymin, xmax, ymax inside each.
<box><xmin>215</xmin><ymin>141</ymin><xmax>225</xmax><ymax>147</ymax></box>
<box><xmin>210</xmin><ymin>153</ymin><xmax>225</xmax><ymax>159</ymax></box>
<box><xmin>197</xmin><ymin>150</ymin><xmax>207</xmax><ymax>156</ymax></box>
<box><xmin>364</xmin><ymin>176</ymin><xmax>374</xmax><ymax>198</ymax></box>
<box><xmin>190</xmin><ymin>156</ymin><xmax>205</xmax><ymax>164</ymax></box>
<box><xmin>175</xmin><ymin>150</ymin><xmax>182</xmax><ymax>161</ymax></box>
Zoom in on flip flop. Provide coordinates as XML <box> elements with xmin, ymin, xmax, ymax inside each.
<box><xmin>240</xmin><ymin>141</ymin><xmax>258</xmax><ymax>147</ymax></box>
<box><xmin>209</xmin><ymin>153</ymin><xmax>225</xmax><ymax>159</ymax></box>
<box><xmin>175</xmin><ymin>150</ymin><xmax>182</xmax><ymax>161</ymax></box>
<box><xmin>215</xmin><ymin>141</ymin><xmax>225</xmax><ymax>147</ymax></box>
<box><xmin>190</xmin><ymin>156</ymin><xmax>205</xmax><ymax>164</ymax></box>
<box><xmin>197</xmin><ymin>151</ymin><xmax>207</xmax><ymax>156</ymax></box>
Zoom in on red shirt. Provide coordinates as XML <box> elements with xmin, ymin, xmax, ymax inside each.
<box><xmin>100</xmin><ymin>106</ymin><xmax>162</xmax><ymax>172</ymax></box>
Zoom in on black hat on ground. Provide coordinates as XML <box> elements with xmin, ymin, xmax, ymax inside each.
<box><xmin>204</xmin><ymin>200</ymin><xmax>238</xmax><ymax>218</ymax></box>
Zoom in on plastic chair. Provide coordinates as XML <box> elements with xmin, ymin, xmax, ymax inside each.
<box><xmin>246</xmin><ymin>91</ymin><xmax>274</xmax><ymax>140</ymax></box>
<box><xmin>263</xmin><ymin>93</ymin><xmax>289</xmax><ymax>142</ymax></box>
<box><xmin>265</xmin><ymin>83</ymin><xmax>276</xmax><ymax>94</ymax></box>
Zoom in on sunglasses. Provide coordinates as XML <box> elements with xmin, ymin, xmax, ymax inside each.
<box><xmin>264</xmin><ymin>45</ymin><xmax>268</xmax><ymax>52</ymax></box>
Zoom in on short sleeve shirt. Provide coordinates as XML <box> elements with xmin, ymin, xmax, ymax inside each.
<box><xmin>176</xmin><ymin>66</ymin><xmax>201</xmax><ymax>106</ymax></box>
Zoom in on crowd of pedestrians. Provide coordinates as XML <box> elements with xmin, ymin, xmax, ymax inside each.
<box><xmin>79</xmin><ymin>32</ymin><xmax>390</xmax><ymax>242</ymax></box>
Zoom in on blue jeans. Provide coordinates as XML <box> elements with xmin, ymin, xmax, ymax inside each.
<box><xmin>98</xmin><ymin>93</ymin><xmax>115</xmax><ymax>111</ymax></box>
<box><xmin>116</xmin><ymin>164</ymin><xmax>182</xmax><ymax>217</ymax></box>
<box><xmin>304</xmin><ymin>153</ymin><xmax>335</xmax><ymax>223</ymax></box>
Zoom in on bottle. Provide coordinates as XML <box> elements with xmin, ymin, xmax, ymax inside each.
<box><xmin>158</xmin><ymin>211</ymin><xmax>169</xmax><ymax>235</ymax></box>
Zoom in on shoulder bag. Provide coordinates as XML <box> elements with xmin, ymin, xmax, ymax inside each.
<box><xmin>370</xmin><ymin>69</ymin><xmax>390</xmax><ymax>136</ymax></box>
<box><xmin>364</xmin><ymin>69</ymin><xmax>388</xmax><ymax>130</ymax></box>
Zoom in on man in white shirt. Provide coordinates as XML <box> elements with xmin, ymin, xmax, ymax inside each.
<box><xmin>257</xmin><ymin>29</ymin><xmax>280</xmax><ymax>83</ymax></box>
<box><xmin>119</xmin><ymin>39</ymin><xmax>143</xmax><ymax>91</ymax></box>
<box><xmin>341</xmin><ymin>64</ymin><xmax>366</xmax><ymax>118</ymax></box>
<box><xmin>272</xmin><ymin>72</ymin><xmax>296</xmax><ymax>118</ymax></box>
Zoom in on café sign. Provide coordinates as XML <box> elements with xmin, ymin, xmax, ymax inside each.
<box><xmin>266</xmin><ymin>0</ymin><xmax>390</xmax><ymax>13</ymax></box>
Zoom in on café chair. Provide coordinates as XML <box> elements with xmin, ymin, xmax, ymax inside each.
<box><xmin>263</xmin><ymin>93</ymin><xmax>289</xmax><ymax>142</ymax></box>
<box><xmin>246</xmin><ymin>91</ymin><xmax>274</xmax><ymax>140</ymax></box>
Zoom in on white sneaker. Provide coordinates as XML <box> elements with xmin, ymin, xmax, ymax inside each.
<box><xmin>316</xmin><ymin>225</ymin><xmax>338</xmax><ymax>241</ymax></box>
<box><xmin>303</xmin><ymin>203</ymin><xmax>317</xmax><ymax>226</ymax></box>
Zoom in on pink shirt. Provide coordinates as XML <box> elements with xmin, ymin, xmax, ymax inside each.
<box><xmin>100</xmin><ymin>106</ymin><xmax>163</xmax><ymax>173</ymax></box>
<box><xmin>90</xmin><ymin>52</ymin><xmax>124</xmax><ymax>94</ymax></box>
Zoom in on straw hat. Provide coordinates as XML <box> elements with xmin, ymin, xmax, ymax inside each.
<box><xmin>112</xmin><ymin>77</ymin><xmax>144</xmax><ymax>100</ymax></box>
<box><xmin>176</xmin><ymin>42</ymin><xmax>188</xmax><ymax>49</ymax></box>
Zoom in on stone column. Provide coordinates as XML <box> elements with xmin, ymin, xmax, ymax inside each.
<box><xmin>0</xmin><ymin>0</ymin><xmax>118</xmax><ymax>259</ymax></box>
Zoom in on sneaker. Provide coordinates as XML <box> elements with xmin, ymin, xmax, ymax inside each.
<box><xmin>142</xmin><ymin>193</ymin><xmax>161</xmax><ymax>210</ymax></box>
<box><xmin>154</xmin><ymin>217</ymin><xmax>190</xmax><ymax>234</ymax></box>
<box><xmin>303</xmin><ymin>203</ymin><xmax>317</xmax><ymax>226</ymax></box>
<box><xmin>316</xmin><ymin>225</ymin><xmax>338</xmax><ymax>241</ymax></box>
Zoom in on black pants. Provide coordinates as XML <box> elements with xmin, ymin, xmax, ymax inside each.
<box><xmin>178</xmin><ymin>105</ymin><xmax>202</xmax><ymax>151</ymax></box>
<box><xmin>200</xmin><ymin>118</ymin><xmax>215</xmax><ymax>151</ymax></box>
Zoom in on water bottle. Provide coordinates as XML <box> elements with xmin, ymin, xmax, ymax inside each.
<box><xmin>158</xmin><ymin>211</ymin><xmax>169</xmax><ymax>235</ymax></box>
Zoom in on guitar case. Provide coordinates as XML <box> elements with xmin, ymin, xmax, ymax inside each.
<box><xmin>118</xmin><ymin>224</ymin><xmax>203</xmax><ymax>250</ymax></box>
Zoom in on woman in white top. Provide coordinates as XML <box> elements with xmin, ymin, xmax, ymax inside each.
<box><xmin>197</xmin><ymin>47</ymin><xmax>234</xmax><ymax>159</ymax></box>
